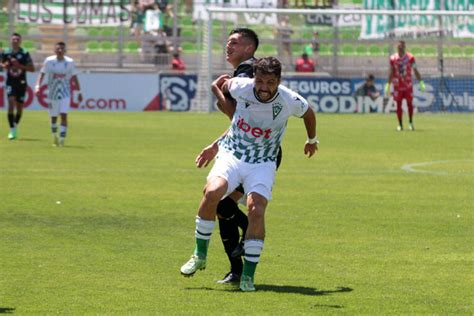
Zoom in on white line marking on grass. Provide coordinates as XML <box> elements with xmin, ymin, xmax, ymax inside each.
<box><xmin>401</xmin><ymin>160</ymin><xmax>474</xmax><ymax>176</ymax></box>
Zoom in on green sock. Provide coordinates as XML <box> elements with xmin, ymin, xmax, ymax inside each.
<box><xmin>194</xmin><ymin>238</ymin><xmax>209</xmax><ymax>259</ymax></box>
<box><xmin>242</xmin><ymin>259</ymin><xmax>257</xmax><ymax>279</ymax></box>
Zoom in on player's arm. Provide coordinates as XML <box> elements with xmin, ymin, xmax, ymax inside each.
<box><xmin>195</xmin><ymin>128</ymin><xmax>229</xmax><ymax>168</ymax></box>
<box><xmin>384</xmin><ymin>64</ymin><xmax>394</xmax><ymax>96</ymax></box>
<box><xmin>34</xmin><ymin>72</ymin><xmax>45</xmax><ymax>95</ymax></box>
<box><xmin>1</xmin><ymin>55</ymin><xmax>9</xmax><ymax>69</ymax></box>
<box><xmin>211</xmin><ymin>75</ymin><xmax>235</xmax><ymax>119</ymax></box>
<box><xmin>10</xmin><ymin>55</ymin><xmax>35</xmax><ymax>72</ymax></box>
<box><xmin>413</xmin><ymin>63</ymin><xmax>425</xmax><ymax>92</ymax></box>
<box><xmin>302</xmin><ymin>107</ymin><xmax>318</xmax><ymax>158</ymax></box>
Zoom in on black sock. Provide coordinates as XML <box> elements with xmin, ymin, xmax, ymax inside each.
<box><xmin>7</xmin><ymin>113</ymin><xmax>15</xmax><ymax>128</ymax></box>
<box><xmin>15</xmin><ymin>112</ymin><xmax>22</xmax><ymax>125</ymax></box>
<box><xmin>217</xmin><ymin>197</ymin><xmax>245</xmax><ymax>275</ymax></box>
<box><xmin>218</xmin><ymin>217</ymin><xmax>243</xmax><ymax>275</ymax></box>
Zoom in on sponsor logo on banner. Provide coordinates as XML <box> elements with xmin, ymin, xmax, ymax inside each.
<box><xmin>16</xmin><ymin>1</ymin><xmax>131</xmax><ymax>25</ymax></box>
<box><xmin>304</xmin><ymin>5</ymin><xmax>333</xmax><ymax>26</ymax></box>
<box><xmin>159</xmin><ymin>75</ymin><xmax>197</xmax><ymax>111</ymax></box>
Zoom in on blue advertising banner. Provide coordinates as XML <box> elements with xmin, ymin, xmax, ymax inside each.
<box><xmin>159</xmin><ymin>74</ymin><xmax>197</xmax><ymax>111</ymax></box>
<box><xmin>160</xmin><ymin>75</ymin><xmax>474</xmax><ymax>112</ymax></box>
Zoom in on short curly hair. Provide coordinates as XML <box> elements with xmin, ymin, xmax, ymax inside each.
<box><xmin>253</xmin><ymin>57</ymin><xmax>282</xmax><ymax>78</ymax></box>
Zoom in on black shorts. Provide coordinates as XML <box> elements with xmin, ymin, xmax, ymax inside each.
<box><xmin>6</xmin><ymin>81</ymin><xmax>27</xmax><ymax>104</ymax></box>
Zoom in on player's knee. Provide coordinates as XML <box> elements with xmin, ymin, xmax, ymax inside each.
<box><xmin>203</xmin><ymin>182</ymin><xmax>227</xmax><ymax>204</ymax></box>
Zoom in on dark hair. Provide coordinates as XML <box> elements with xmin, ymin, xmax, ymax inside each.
<box><xmin>11</xmin><ymin>33</ymin><xmax>21</xmax><ymax>39</ymax></box>
<box><xmin>56</xmin><ymin>41</ymin><xmax>66</xmax><ymax>48</ymax></box>
<box><xmin>253</xmin><ymin>57</ymin><xmax>281</xmax><ymax>78</ymax></box>
<box><xmin>367</xmin><ymin>74</ymin><xmax>375</xmax><ymax>81</ymax></box>
<box><xmin>229</xmin><ymin>28</ymin><xmax>259</xmax><ymax>51</ymax></box>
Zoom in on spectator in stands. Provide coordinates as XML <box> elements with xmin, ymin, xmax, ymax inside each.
<box><xmin>131</xmin><ymin>1</ymin><xmax>146</xmax><ymax>49</ymax></box>
<box><xmin>156</xmin><ymin>0</ymin><xmax>174</xmax><ymax>22</ymax></box>
<box><xmin>295</xmin><ymin>53</ymin><xmax>315</xmax><ymax>72</ymax></box>
<box><xmin>139</xmin><ymin>0</ymin><xmax>156</xmax><ymax>11</ymax></box>
<box><xmin>171</xmin><ymin>47</ymin><xmax>186</xmax><ymax>71</ymax></box>
<box><xmin>274</xmin><ymin>15</ymin><xmax>293</xmax><ymax>68</ymax></box>
<box><xmin>355</xmin><ymin>74</ymin><xmax>380</xmax><ymax>100</ymax></box>
<box><xmin>304</xmin><ymin>31</ymin><xmax>319</xmax><ymax>64</ymax></box>
<box><xmin>153</xmin><ymin>28</ymin><xmax>170</xmax><ymax>65</ymax></box>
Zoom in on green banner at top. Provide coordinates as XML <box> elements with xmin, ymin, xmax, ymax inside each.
<box><xmin>361</xmin><ymin>0</ymin><xmax>473</xmax><ymax>39</ymax></box>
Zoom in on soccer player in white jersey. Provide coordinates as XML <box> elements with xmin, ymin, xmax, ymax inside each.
<box><xmin>180</xmin><ymin>57</ymin><xmax>318</xmax><ymax>292</ymax></box>
<box><xmin>34</xmin><ymin>42</ymin><xmax>83</xmax><ymax>147</ymax></box>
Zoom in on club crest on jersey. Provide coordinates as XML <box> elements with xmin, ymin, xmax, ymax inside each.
<box><xmin>272</xmin><ymin>102</ymin><xmax>283</xmax><ymax>120</ymax></box>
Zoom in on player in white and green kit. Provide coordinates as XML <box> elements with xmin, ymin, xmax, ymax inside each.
<box><xmin>180</xmin><ymin>57</ymin><xmax>318</xmax><ymax>292</ymax></box>
<box><xmin>35</xmin><ymin>42</ymin><xmax>83</xmax><ymax>147</ymax></box>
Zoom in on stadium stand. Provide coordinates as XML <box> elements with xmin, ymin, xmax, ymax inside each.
<box><xmin>0</xmin><ymin>1</ymin><xmax>472</xmax><ymax>76</ymax></box>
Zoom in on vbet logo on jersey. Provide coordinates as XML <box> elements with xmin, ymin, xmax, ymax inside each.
<box><xmin>236</xmin><ymin>117</ymin><xmax>272</xmax><ymax>139</ymax></box>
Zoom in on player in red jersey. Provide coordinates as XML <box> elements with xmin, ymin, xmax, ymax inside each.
<box><xmin>385</xmin><ymin>40</ymin><xmax>425</xmax><ymax>131</ymax></box>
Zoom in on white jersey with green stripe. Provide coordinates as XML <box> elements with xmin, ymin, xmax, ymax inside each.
<box><xmin>220</xmin><ymin>77</ymin><xmax>309</xmax><ymax>164</ymax></box>
<box><xmin>41</xmin><ymin>55</ymin><xmax>77</xmax><ymax>101</ymax></box>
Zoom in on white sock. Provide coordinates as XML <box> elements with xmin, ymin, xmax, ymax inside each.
<box><xmin>195</xmin><ymin>216</ymin><xmax>215</xmax><ymax>240</ymax></box>
<box><xmin>60</xmin><ymin>125</ymin><xmax>67</xmax><ymax>138</ymax></box>
<box><xmin>244</xmin><ymin>239</ymin><xmax>264</xmax><ymax>263</ymax></box>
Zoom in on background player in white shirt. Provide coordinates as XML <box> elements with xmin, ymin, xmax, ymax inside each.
<box><xmin>181</xmin><ymin>57</ymin><xmax>318</xmax><ymax>292</ymax></box>
<box><xmin>35</xmin><ymin>42</ymin><xmax>83</xmax><ymax>147</ymax></box>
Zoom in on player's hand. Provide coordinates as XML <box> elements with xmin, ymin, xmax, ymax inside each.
<box><xmin>419</xmin><ymin>80</ymin><xmax>426</xmax><ymax>92</ymax></box>
<box><xmin>304</xmin><ymin>142</ymin><xmax>318</xmax><ymax>158</ymax></box>
<box><xmin>10</xmin><ymin>58</ymin><xmax>20</xmax><ymax>68</ymax></box>
<box><xmin>212</xmin><ymin>74</ymin><xmax>230</xmax><ymax>89</ymax></box>
<box><xmin>77</xmin><ymin>93</ymin><xmax>83</xmax><ymax>103</ymax></box>
<box><xmin>34</xmin><ymin>86</ymin><xmax>41</xmax><ymax>96</ymax></box>
<box><xmin>195</xmin><ymin>142</ymin><xmax>219</xmax><ymax>168</ymax></box>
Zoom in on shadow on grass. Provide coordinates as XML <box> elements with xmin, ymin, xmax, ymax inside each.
<box><xmin>57</xmin><ymin>145</ymin><xmax>89</xmax><ymax>149</ymax></box>
<box><xmin>186</xmin><ymin>285</ymin><xmax>353</xmax><ymax>297</ymax></box>
<box><xmin>0</xmin><ymin>307</ymin><xmax>15</xmax><ymax>314</ymax></box>
<box><xmin>18</xmin><ymin>138</ymin><xmax>41</xmax><ymax>142</ymax></box>
<box><xmin>256</xmin><ymin>285</ymin><xmax>353</xmax><ymax>296</ymax></box>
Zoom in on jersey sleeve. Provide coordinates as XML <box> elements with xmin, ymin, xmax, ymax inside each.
<box><xmin>24</xmin><ymin>52</ymin><xmax>33</xmax><ymax>65</ymax></box>
<box><xmin>227</xmin><ymin>77</ymin><xmax>252</xmax><ymax>100</ymax></box>
<box><xmin>69</xmin><ymin>61</ymin><xmax>78</xmax><ymax>77</ymax></box>
<box><xmin>288</xmin><ymin>90</ymin><xmax>309</xmax><ymax>117</ymax></box>
<box><xmin>40</xmin><ymin>59</ymin><xmax>49</xmax><ymax>73</ymax></box>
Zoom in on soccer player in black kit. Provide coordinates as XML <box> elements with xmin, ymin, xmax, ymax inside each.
<box><xmin>1</xmin><ymin>33</ymin><xmax>35</xmax><ymax>140</ymax></box>
<box><xmin>195</xmin><ymin>28</ymin><xmax>282</xmax><ymax>284</ymax></box>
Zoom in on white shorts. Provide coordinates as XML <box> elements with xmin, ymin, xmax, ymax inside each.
<box><xmin>48</xmin><ymin>98</ymin><xmax>70</xmax><ymax>117</ymax></box>
<box><xmin>207</xmin><ymin>151</ymin><xmax>277</xmax><ymax>201</ymax></box>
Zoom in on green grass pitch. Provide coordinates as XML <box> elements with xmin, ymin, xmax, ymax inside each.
<box><xmin>0</xmin><ymin>111</ymin><xmax>472</xmax><ymax>314</ymax></box>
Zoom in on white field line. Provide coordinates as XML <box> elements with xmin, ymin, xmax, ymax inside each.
<box><xmin>401</xmin><ymin>160</ymin><xmax>474</xmax><ymax>176</ymax></box>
